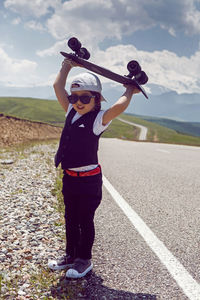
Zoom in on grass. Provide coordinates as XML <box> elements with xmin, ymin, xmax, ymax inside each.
<box><xmin>0</xmin><ymin>97</ymin><xmax>65</xmax><ymax>124</ymax></box>
<box><xmin>119</xmin><ymin>114</ymin><xmax>200</xmax><ymax>146</ymax></box>
<box><xmin>1</xmin><ymin>96</ymin><xmax>200</xmax><ymax>146</ymax></box>
<box><xmin>137</xmin><ymin>115</ymin><xmax>200</xmax><ymax>137</ymax></box>
<box><xmin>51</xmin><ymin>168</ymin><xmax>65</xmax><ymax>219</ymax></box>
<box><xmin>0</xmin><ymin>267</ymin><xmax>84</xmax><ymax>299</ymax></box>
<box><xmin>102</xmin><ymin>118</ymin><xmax>140</xmax><ymax>140</ymax></box>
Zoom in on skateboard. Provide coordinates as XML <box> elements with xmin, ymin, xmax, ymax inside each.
<box><xmin>60</xmin><ymin>37</ymin><xmax>149</xmax><ymax>99</ymax></box>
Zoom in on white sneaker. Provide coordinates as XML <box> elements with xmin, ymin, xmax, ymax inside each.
<box><xmin>66</xmin><ymin>258</ymin><xmax>93</xmax><ymax>278</ymax></box>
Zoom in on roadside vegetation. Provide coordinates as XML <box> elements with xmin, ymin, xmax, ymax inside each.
<box><xmin>117</xmin><ymin>114</ymin><xmax>200</xmax><ymax>146</ymax></box>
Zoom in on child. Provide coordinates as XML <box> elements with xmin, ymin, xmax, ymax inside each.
<box><xmin>48</xmin><ymin>58</ymin><xmax>140</xmax><ymax>278</ymax></box>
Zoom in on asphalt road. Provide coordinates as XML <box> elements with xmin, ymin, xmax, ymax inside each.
<box><xmin>92</xmin><ymin>138</ymin><xmax>200</xmax><ymax>300</ymax></box>
<box><xmin>117</xmin><ymin>117</ymin><xmax>148</xmax><ymax>140</ymax></box>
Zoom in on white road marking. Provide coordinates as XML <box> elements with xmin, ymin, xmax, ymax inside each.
<box><xmin>156</xmin><ymin>149</ymin><xmax>170</xmax><ymax>154</ymax></box>
<box><xmin>103</xmin><ymin>175</ymin><xmax>200</xmax><ymax>300</ymax></box>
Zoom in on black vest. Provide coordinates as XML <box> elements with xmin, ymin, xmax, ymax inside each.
<box><xmin>55</xmin><ymin>108</ymin><xmax>102</xmax><ymax>169</ymax></box>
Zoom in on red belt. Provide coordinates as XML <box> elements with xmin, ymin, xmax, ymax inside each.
<box><xmin>65</xmin><ymin>165</ymin><xmax>101</xmax><ymax>177</ymax></box>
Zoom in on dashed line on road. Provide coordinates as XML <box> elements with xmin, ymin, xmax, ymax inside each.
<box><xmin>103</xmin><ymin>175</ymin><xmax>200</xmax><ymax>300</ymax></box>
<box><xmin>156</xmin><ymin>149</ymin><xmax>170</xmax><ymax>154</ymax></box>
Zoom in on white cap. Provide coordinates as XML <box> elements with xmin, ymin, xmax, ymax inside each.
<box><xmin>70</xmin><ymin>72</ymin><xmax>106</xmax><ymax>101</ymax></box>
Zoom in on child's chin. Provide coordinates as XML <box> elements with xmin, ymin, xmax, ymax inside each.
<box><xmin>76</xmin><ymin>108</ymin><xmax>86</xmax><ymax>114</ymax></box>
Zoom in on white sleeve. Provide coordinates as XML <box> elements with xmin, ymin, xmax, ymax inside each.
<box><xmin>93</xmin><ymin>110</ymin><xmax>112</xmax><ymax>136</ymax></box>
<box><xmin>65</xmin><ymin>103</ymin><xmax>73</xmax><ymax>118</ymax></box>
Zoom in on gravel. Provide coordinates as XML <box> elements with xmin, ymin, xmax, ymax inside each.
<box><xmin>0</xmin><ymin>142</ymin><xmax>158</xmax><ymax>299</ymax></box>
<box><xmin>0</xmin><ymin>143</ymin><xmax>66</xmax><ymax>299</ymax></box>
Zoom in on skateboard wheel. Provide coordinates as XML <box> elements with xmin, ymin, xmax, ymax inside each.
<box><xmin>135</xmin><ymin>71</ymin><xmax>148</xmax><ymax>85</ymax></box>
<box><xmin>78</xmin><ymin>47</ymin><xmax>90</xmax><ymax>60</ymax></box>
<box><xmin>68</xmin><ymin>37</ymin><xmax>81</xmax><ymax>52</ymax></box>
<box><xmin>127</xmin><ymin>60</ymin><xmax>141</xmax><ymax>76</ymax></box>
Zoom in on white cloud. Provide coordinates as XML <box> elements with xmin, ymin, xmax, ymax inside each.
<box><xmin>143</xmin><ymin>0</ymin><xmax>200</xmax><ymax>36</ymax></box>
<box><xmin>93</xmin><ymin>45</ymin><xmax>200</xmax><ymax>94</ymax></box>
<box><xmin>37</xmin><ymin>39</ymin><xmax>200</xmax><ymax>94</ymax></box>
<box><xmin>3</xmin><ymin>0</ymin><xmax>200</xmax><ymax>94</ymax></box>
<box><xmin>0</xmin><ymin>46</ymin><xmax>42</xmax><ymax>87</ymax></box>
<box><xmin>4</xmin><ymin>0</ymin><xmax>61</xmax><ymax>18</ymax></box>
<box><xmin>46</xmin><ymin>0</ymin><xmax>152</xmax><ymax>46</ymax></box>
<box><xmin>11</xmin><ymin>17</ymin><xmax>21</xmax><ymax>25</ymax></box>
<box><xmin>4</xmin><ymin>0</ymin><xmax>200</xmax><ymax>38</ymax></box>
<box><xmin>36</xmin><ymin>40</ymin><xmax>66</xmax><ymax>57</ymax></box>
<box><xmin>44</xmin><ymin>0</ymin><xmax>200</xmax><ymax>46</ymax></box>
<box><xmin>24</xmin><ymin>20</ymin><xmax>46</xmax><ymax>31</ymax></box>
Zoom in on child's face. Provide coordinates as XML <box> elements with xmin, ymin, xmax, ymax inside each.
<box><xmin>71</xmin><ymin>90</ymin><xmax>95</xmax><ymax>115</ymax></box>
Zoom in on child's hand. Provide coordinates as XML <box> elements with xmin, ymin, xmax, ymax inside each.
<box><xmin>124</xmin><ymin>84</ymin><xmax>141</xmax><ymax>95</ymax></box>
<box><xmin>62</xmin><ymin>58</ymin><xmax>83</xmax><ymax>69</ymax></box>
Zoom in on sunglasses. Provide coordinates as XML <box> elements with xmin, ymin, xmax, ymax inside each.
<box><xmin>68</xmin><ymin>94</ymin><xmax>95</xmax><ymax>104</ymax></box>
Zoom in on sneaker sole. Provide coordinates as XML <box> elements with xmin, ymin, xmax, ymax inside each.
<box><xmin>66</xmin><ymin>263</ymin><xmax>93</xmax><ymax>278</ymax></box>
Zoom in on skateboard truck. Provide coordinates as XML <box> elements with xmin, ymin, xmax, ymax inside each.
<box><xmin>61</xmin><ymin>37</ymin><xmax>149</xmax><ymax>99</ymax></box>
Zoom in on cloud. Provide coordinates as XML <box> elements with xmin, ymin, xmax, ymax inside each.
<box><xmin>37</xmin><ymin>38</ymin><xmax>200</xmax><ymax>94</ymax></box>
<box><xmin>11</xmin><ymin>17</ymin><xmax>21</xmax><ymax>25</ymax></box>
<box><xmin>3</xmin><ymin>0</ymin><xmax>200</xmax><ymax>95</ymax></box>
<box><xmin>46</xmin><ymin>0</ymin><xmax>153</xmax><ymax>46</ymax></box>
<box><xmin>143</xmin><ymin>0</ymin><xmax>200</xmax><ymax>36</ymax></box>
<box><xmin>36</xmin><ymin>40</ymin><xmax>66</xmax><ymax>57</ymax></box>
<box><xmin>24</xmin><ymin>20</ymin><xmax>46</xmax><ymax>31</ymax></box>
<box><xmin>31</xmin><ymin>0</ymin><xmax>200</xmax><ymax>42</ymax></box>
<box><xmin>4</xmin><ymin>0</ymin><xmax>200</xmax><ymax>38</ymax></box>
<box><xmin>0</xmin><ymin>46</ymin><xmax>41</xmax><ymax>87</ymax></box>
<box><xmin>4</xmin><ymin>0</ymin><xmax>61</xmax><ymax>18</ymax></box>
<box><xmin>91</xmin><ymin>44</ymin><xmax>200</xmax><ymax>94</ymax></box>
<box><xmin>4</xmin><ymin>0</ymin><xmax>200</xmax><ymax>43</ymax></box>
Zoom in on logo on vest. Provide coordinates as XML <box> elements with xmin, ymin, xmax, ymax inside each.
<box><xmin>79</xmin><ymin>124</ymin><xmax>85</xmax><ymax>128</ymax></box>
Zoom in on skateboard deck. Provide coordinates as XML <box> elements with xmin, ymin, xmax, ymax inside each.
<box><xmin>60</xmin><ymin>52</ymin><xmax>148</xmax><ymax>99</ymax></box>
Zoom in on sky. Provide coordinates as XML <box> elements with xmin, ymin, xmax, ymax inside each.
<box><xmin>1</xmin><ymin>0</ymin><xmax>200</xmax><ymax>101</ymax></box>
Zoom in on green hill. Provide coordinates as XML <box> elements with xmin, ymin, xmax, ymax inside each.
<box><xmin>116</xmin><ymin>114</ymin><xmax>200</xmax><ymax>146</ymax></box>
<box><xmin>0</xmin><ymin>97</ymin><xmax>65</xmax><ymax>124</ymax></box>
<box><xmin>132</xmin><ymin>115</ymin><xmax>200</xmax><ymax>137</ymax></box>
<box><xmin>0</xmin><ymin>97</ymin><xmax>200</xmax><ymax>146</ymax></box>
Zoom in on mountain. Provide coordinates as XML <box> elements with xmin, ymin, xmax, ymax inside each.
<box><xmin>97</xmin><ymin>84</ymin><xmax>200</xmax><ymax>122</ymax></box>
<box><xmin>0</xmin><ymin>85</ymin><xmax>55</xmax><ymax>100</ymax></box>
<box><xmin>1</xmin><ymin>83</ymin><xmax>200</xmax><ymax>122</ymax></box>
<box><xmin>125</xmin><ymin>90</ymin><xmax>200</xmax><ymax>122</ymax></box>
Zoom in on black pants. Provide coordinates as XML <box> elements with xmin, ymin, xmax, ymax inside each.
<box><xmin>62</xmin><ymin>171</ymin><xmax>102</xmax><ymax>260</ymax></box>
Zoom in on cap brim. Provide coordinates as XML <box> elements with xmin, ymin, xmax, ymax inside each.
<box><xmin>101</xmin><ymin>95</ymin><xmax>107</xmax><ymax>102</ymax></box>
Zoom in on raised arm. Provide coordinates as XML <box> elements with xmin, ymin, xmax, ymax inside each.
<box><xmin>102</xmin><ymin>85</ymin><xmax>140</xmax><ymax>125</ymax></box>
<box><xmin>53</xmin><ymin>59</ymin><xmax>82</xmax><ymax>112</ymax></box>
<box><xmin>53</xmin><ymin>59</ymin><xmax>72</xmax><ymax>112</ymax></box>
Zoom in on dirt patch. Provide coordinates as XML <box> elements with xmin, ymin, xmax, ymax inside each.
<box><xmin>0</xmin><ymin>114</ymin><xmax>62</xmax><ymax>146</ymax></box>
<box><xmin>153</xmin><ymin>133</ymin><xmax>159</xmax><ymax>142</ymax></box>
